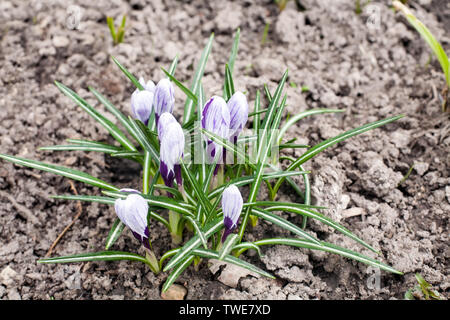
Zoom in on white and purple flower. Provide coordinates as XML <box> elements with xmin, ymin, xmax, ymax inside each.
<box><xmin>201</xmin><ymin>96</ymin><xmax>230</xmax><ymax>163</ymax></box>
<box><xmin>227</xmin><ymin>91</ymin><xmax>248</xmax><ymax>144</ymax></box>
<box><xmin>159</xmin><ymin>118</ymin><xmax>185</xmax><ymax>187</ymax></box>
<box><xmin>221</xmin><ymin>185</ymin><xmax>243</xmax><ymax>241</ymax></box>
<box><xmin>153</xmin><ymin>78</ymin><xmax>175</xmax><ymax>123</ymax></box>
<box><xmin>130</xmin><ymin>77</ymin><xmax>155</xmax><ymax>125</ymax></box>
<box><xmin>114</xmin><ymin>189</ymin><xmax>150</xmax><ymax>249</ymax></box>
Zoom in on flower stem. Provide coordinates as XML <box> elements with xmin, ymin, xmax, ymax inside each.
<box><xmin>169</xmin><ymin>210</ymin><xmax>183</xmax><ymax>245</ymax></box>
<box><xmin>145</xmin><ymin>248</ymin><xmax>160</xmax><ymax>274</ymax></box>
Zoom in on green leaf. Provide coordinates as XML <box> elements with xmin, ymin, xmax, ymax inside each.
<box><xmin>127</xmin><ymin>117</ymin><xmax>160</xmax><ymax>163</ymax></box>
<box><xmin>105</xmin><ymin>219</ymin><xmax>125</xmax><ymax>250</ymax></box>
<box><xmin>106</xmin><ymin>17</ymin><xmax>116</xmax><ymax>42</ymax></box>
<box><xmin>192</xmin><ymin>248</ymin><xmax>274</xmax><ymax>279</ymax></box>
<box><xmin>251</xmin><ymin>208</ymin><xmax>321</xmax><ymax>245</ymax></box>
<box><xmin>162</xmin><ymin>255</ymin><xmax>195</xmax><ymax>292</ymax></box>
<box><xmin>227</xmin><ymin>28</ymin><xmax>240</xmax><ymax>75</ymax></box>
<box><xmin>38</xmin><ymin>251</ymin><xmax>152</xmax><ymax>267</ymax></box>
<box><xmin>111</xmin><ymin>56</ymin><xmax>145</xmax><ymax>91</ymax></box>
<box><xmin>218</xmin><ymin>233</ymin><xmax>239</xmax><ymax>260</ymax></box>
<box><xmin>40</xmin><ymin>144</ymin><xmax>123</xmax><ymax>154</ymax></box>
<box><xmin>223</xmin><ymin>64</ymin><xmax>235</xmax><ymax>102</ymax></box>
<box><xmin>0</xmin><ymin>154</ymin><xmax>118</xmax><ymax>191</ymax></box>
<box><xmin>277</xmin><ymin>108</ymin><xmax>345</xmax><ymax>145</ymax></box>
<box><xmin>88</xmin><ymin>87</ymin><xmax>138</xmax><ymax>152</ymax></box>
<box><xmin>207</xmin><ymin>170</ymin><xmax>309</xmax><ymax>199</ymax></box>
<box><xmin>55</xmin><ymin>81</ymin><xmax>138</xmax><ymax>151</ymax></box>
<box><xmin>163</xmin><ymin>218</ymin><xmax>223</xmax><ymax>272</ymax></box>
<box><xmin>253</xmin><ymin>238</ymin><xmax>403</xmax><ymax>274</ymax></box>
<box><xmin>263</xmin><ymin>204</ymin><xmax>378</xmax><ymax>253</ymax></box>
<box><xmin>161</xmin><ymin>68</ymin><xmax>198</xmax><ymax>103</ymax></box>
<box><xmin>51</xmin><ymin>194</ymin><xmax>116</xmax><ymax>205</ymax></box>
<box><xmin>179</xmin><ymin>159</ymin><xmax>212</xmax><ymax>213</ymax></box>
<box><xmin>394</xmin><ymin>1</ymin><xmax>449</xmax><ymax>87</ymax></box>
<box><xmin>184</xmin><ymin>216</ymin><xmax>208</xmax><ymax>249</ymax></box>
<box><xmin>183</xmin><ymin>33</ymin><xmax>214</xmax><ymax>124</ymax></box>
<box><xmin>168</xmin><ymin>55</ymin><xmax>179</xmax><ymax>76</ymax></box>
<box><xmin>272</xmin><ymin>115</ymin><xmax>405</xmax><ymax>195</ymax></box>
<box><xmin>238</xmin><ymin>71</ymin><xmax>288</xmax><ymax>241</ymax></box>
<box><xmin>233</xmin><ymin>242</ymin><xmax>263</xmax><ymax>257</ymax></box>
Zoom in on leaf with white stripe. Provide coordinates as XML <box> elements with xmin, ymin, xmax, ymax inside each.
<box><xmin>218</xmin><ymin>233</ymin><xmax>239</xmax><ymax>260</ymax></box>
<box><xmin>105</xmin><ymin>219</ymin><xmax>125</xmax><ymax>250</ymax></box>
<box><xmin>0</xmin><ymin>154</ymin><xmax>118</xmax><ymax>191</ymax></box>
<box><xmin>38</xmin><ymin>251</ymin><xmax>151</xmax><ymax>267</ymax></box>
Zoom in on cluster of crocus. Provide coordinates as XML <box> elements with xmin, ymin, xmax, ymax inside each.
<box><xmin>202</xmin><ymin>91</ymin><xmax>248</xmax><ymax>164</ymax></box>
<box><xmin>130</xmin><ymin>77</ymin><xmax>175</xmax><ymax>126</ymax></box>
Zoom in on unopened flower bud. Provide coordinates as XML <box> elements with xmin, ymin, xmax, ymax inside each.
<box><xmin>157</xmin><ymin>112</ymin><xmax>177</xmax><ymax>141</ymax></box>
<box><xmin>227</xmin><ymin>91</ymin><xmax>248</xmax><ymax>143</ymax></box>
<box><xmin>114</xmin><ymin>189</ymin><xmax>150</xmax><ymax>249</ymax></box>
<box><xmin>154</xmin><ymin>78</ymin><xmax>175</xmax><ymax>121</ymax></box>
<box><xmin>131</xmin><ymin>89</ymin><xmax>154</xmax><ymax>125</ymax></box>
<box><xmin>159</xmin><ymin>120</ymin><xmax>185</xmax><ymax>187</ymax></box>
<box><xmin>221</xmin><ymin>185</ymin><xmax>243</xmax><ymax>241</ymax></box>
<box><xmin>202</xmin><ymin>96</ymin><xmax>230</xmax><ymax>161</ymax></box>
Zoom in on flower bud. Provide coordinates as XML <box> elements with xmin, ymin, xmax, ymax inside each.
<box><xmin>227</xmin><ymin>91</ymin><xmax>248</xmax><ymax>143</ymax></box>
<box><xmin>154</xmin><ymin>78</ymin><xmax>175</xmax><ymax>120</ymax></box>
<box><xmin>131</xmin><ymin>89</ymin><xmax>154</xmax><ymax>125</ymax></box>
<box><xmin>202</xmin><ymin>96</ymin><xmax>230</xmax><ymax>161</ymax></box>
<box><xmin>157</xmin><ymin>112</ymin><xmax>177</xmax><ymax>141</ymax></box>
<box><xmin>114</xmin><ymin>189</ymin><xmax>150</xmax><ymax>249</ymax></box>
<box><xmin>221</xmin><ymin>185</ymin><xmax>243</xmax><ymax>241</ymax></box>
<box><xmin>159</xmin><ymin>120</ymin><xmax>185</xmax><ymax>187</ymax></box>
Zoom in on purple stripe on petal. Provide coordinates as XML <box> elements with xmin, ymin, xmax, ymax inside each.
<box><xmin>224</xmin><ymin>216</ymin><xmax>235</xmax><ymax>230</ymax></box>
<box><xmin>174</xmin><ymin>164</ymin><xmax>182</xmax><ymax>186</ymax></box>
<box><xmin>221</xmin><ymin>228</ymin><xmax>233</xmax><ymax>242</ymax></box>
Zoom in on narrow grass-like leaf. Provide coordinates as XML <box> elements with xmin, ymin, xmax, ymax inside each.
<box><xmin>40</xmin><ymin>144</ymin><xmax>123</xmax><ymax>154</ymax></box>
<box><xmin>55</xmin><ymin>81</ymin><xmax>136</xmax><ymax>151</ymax></box>
<box><xmin>51</xmin><ymin>194</ymin><xmax>116</xmax><ymax>205</ymax></box>
<box><xmin>277</xmin><ymin>109</ymin><xmax>344</xmax><ymax>145</ymax></box>
<box><xmin>252</xmin><ymin>238</ymin><xmax>402</xmax><ymax>274</ymax></box>
<box><xmin>184</xmin><ymin>216</ymin><xmax>208</xmax><ymax>249</ymax></box>
<box><xmin>0</xmin><ymin>154</ymin><xmax>118</xmax><ymax>191</ymax></box>
<box><xmin>208</xmin><ymin>170</ymin><xmax>309</xmax><ymax>199</ymax></box>
<box><xmin>179</xmin><ymin>159</ymin><xmax>212</xmax><ymax>213</ymax></box>
<box><xmin>161</xmin><ymin>68</ymin><xmax>198</xmax><ymax>104</ymax></box>
<box><xmin>88</xmin><ymin>87</ymin><xmax>138</xmax><ymax>151</ymax></box>
<box><xmin>233</xmin><ymin>242</ymin><xmax>263</xmax><ymax>257</ymax></box>
<box><xmin>111</xmin><ymin>56</ymin><xmax>145</xmax><ymax>90</ymax></box>
<box><xmin>272</xmin><ymin>115</ymin><xmax>405</xmax><ymax>195</ymax></box>
<box><xmin>263</xmin><ymin>204</ymin><xmax>378</xmax><ymax>253</ymax></box>
<box><xmin>183</xmin><ymin>33</ymin><xmax>214</xmax><ymax>124</ymax></box>
<box><xmin>227</xmin><ymin>28</ymin><xmax>240</xmax><ymax>75</ymax></box>
<box><xmin>393</xmin><ymin>1</ymin><xmax>449</xmax><ymax>87</ymax></box>
<box><xmin>142</xmin><ymin>151</ymin><xmax>151</xmax><ymax>194</ymax></box>
<box><xmin>163</xmin><ymin>218</ymin><xmax>223</xmax><ymax>272</ymax></box>
<box><xmin>162</xmin><ymin>255</ymin><xmax>195</xmax><ymax>292</ymax></box>
<box><xmin>38</xmin><ymin>251</ymin><xmax>152</xmax><ymax>267</ymax></box>
<box><xmin>106</xmin><ymin>17</ymin><xmax>116</xmax><ymax>42</ymax></box>
<box><xmin>223</xmin><ymin>64</ymin><xmax>235</xmax><ymax>102</ymax></box>
<box><xmin>251</xmin><ymin>208</ymin><xmax>321</xmax><ymax>245</ymax></box>
<box><xmin>238</xmin><ymin>71</ymin><xmax>288</xmax><ymax>241</ymax></box>
<box><xmin>218</xmin><ymin>234</ymin><xmax>239</xmax><ymax>260</ymax></box>
<box><xmin>168</xmin><ymin>55</ymin><xmax>179</xmax><ymax>76</ymax></box>
<box><xmin>105</xmin><ymin>219</ymin><xmax>125</xmax><ymax>250</ymax></box>
<box><xmin>192</xmin><ymin>248</ymin><xmax>274</xmax><ymax>279</ymax></box>
<box><xmin>127</xmin><ymin>117</ymin><xmax>160</xmax><ymax>163</ymax></box>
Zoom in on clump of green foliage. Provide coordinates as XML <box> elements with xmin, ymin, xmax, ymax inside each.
<box><xmin>107</xmin><ymin>15</ymin><xmax>127</xmax><ymax>46</ymax></box>
<box><xmin>404</xmin><ymin>274</ymin><xmax>442</xmax><ymax>300</ymax></box>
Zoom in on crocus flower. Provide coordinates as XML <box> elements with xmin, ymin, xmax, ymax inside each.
<box><xmin>131</xmin><ymin>89</ymin><xmax>154</xmax><ymax>126</ymax></box>
<box><xmin>157</xmin><ymin>112</ymin><xmax>177</xmax><ymax>141</ymax></box>
<box><xmin>227</xmin><ymin>91</ymin><xmax>248</xmax><ymax>143</ymax></box>
<box><xmin>159</xmin><ymin>120</ymin><xmax>185</xmax><ymax>187</ymax></box>
<box><xmin>202</xmin><ymin>96</ymin><xmax>230</xmax><ymax>162</ymax></box>
<box><xmin>153</xmin><ymin>78</ymin><xmax>175</xmax><ymax>122</ymax></box>
<box><xmin>221</xmin><ymin>185</ymin><xmax>243</xmax><ymax>241</ymax></box>
<box><xmin>114</xmin><ymin>189</ymin><xmax>150</xmax><ymax>249</ymax></box>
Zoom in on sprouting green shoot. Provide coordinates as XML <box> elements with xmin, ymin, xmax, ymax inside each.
<box><xmin>397</xmin><ymin>163</ymin><xmax>414</xmax><ymax>186</ymax></box>
<box><xmin>261</xmin><ymin>23</ymin><xmax>270</xmax><ymax>45</ymax></box>
<box><xmin>393</xmin><ymin>1</ymin><xmax>449</xmax><ymax>111</ymax></box>
<box><xmin>107</xmin><ymin>15</ymin><xmax>127</xmax><ymax>46</ymax></box>
<box><xmin>404</xmin><ymin>273</ymin><xmax>442</xmax><ymax>300</ymax></box>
